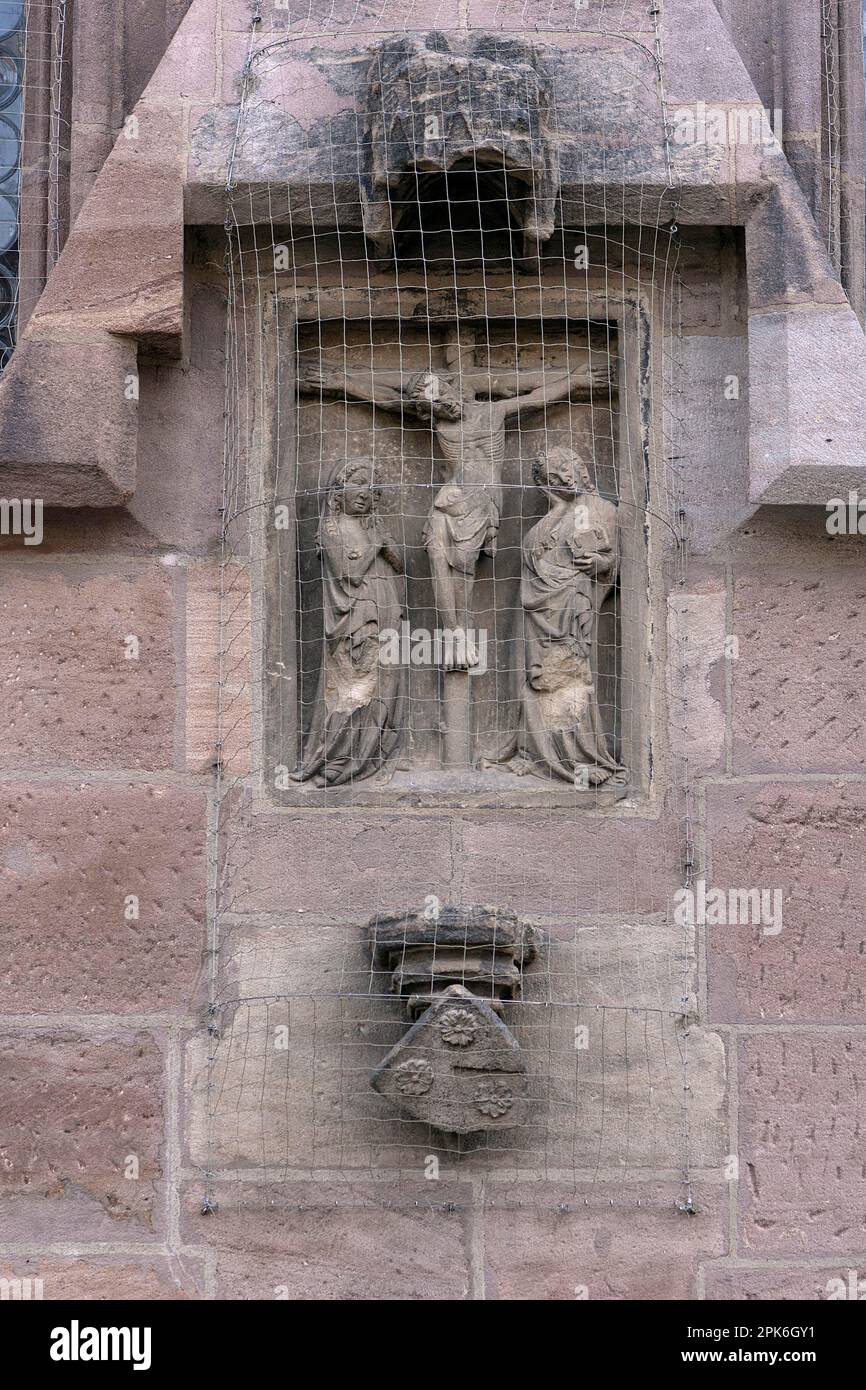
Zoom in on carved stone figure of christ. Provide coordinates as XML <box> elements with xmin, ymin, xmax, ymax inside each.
<box><xmin>297</xmin><ymin>361</ymin><xmax>602</xmax><ymax>669</ymax></box>
<box><xmin>292</xmin><ymin>457</ymin><xmax>405</xmax><ymax>787</ymax></box>
<box><xmin>484</xmin><ymin>445</ymin><xmax>627</xmax><ymax>787</ymax></box>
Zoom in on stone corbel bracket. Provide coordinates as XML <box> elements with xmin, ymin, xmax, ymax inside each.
<box><xmin>368</xmin><ymin>904</ymin><xmax>538</xmax><ymax>1134</ymax></box>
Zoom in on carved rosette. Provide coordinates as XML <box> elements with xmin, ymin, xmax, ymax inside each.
<box><xmin>394</xmin><ymin>1058</ymin><xmax>435</xmax><ymax>1096</ymax></box>
<box><xmin>361</xmin><ymin>32</ymin><xmax>560</xmax><ymax>262</ymax></box>
<box><xmin>474</xmin><ymin>1080</ymin><xmax>514</xmax><ymax>1119</ymax></box>
<box><xmin>368</xmin><ymin>905</ymin><xmax>537</xmax><ymax>1134</ymax></box>
<box><xmin>438</xmin><ymin>1008</ymin><xmax>479</xmax><ymax>1047</ymax></box>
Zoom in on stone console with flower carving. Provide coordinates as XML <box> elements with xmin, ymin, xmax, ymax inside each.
<box><xmin>368</xmin><ymin>905</ymin><xmax>537</xmax><ymax>1133</ymax></box>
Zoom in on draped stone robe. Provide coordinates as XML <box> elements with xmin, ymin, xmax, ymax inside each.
<box><xmin>492</xmin><ymin>490</ymin><xmax>626</xmax><ymax>785</ymax></box>
<box><xmin>295</xmin><ymin>510</ymin><xmax>404</xmax><ymax>786</ymax></box>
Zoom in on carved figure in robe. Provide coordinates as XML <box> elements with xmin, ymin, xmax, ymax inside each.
<box><xmin>292</xmin><ymin>458</ymin><xmax>405</xmax><ymax>786</ymax></box>
<box><xmin>486</xmin><ymin>445</ymin><xmax>627</xmax><ymax>787</ymax></box>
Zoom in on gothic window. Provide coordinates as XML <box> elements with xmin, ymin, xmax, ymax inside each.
<box><xmin>0</xmin><ymin>1</ymin><xmax>24</xmax><ymax>368</ymax></box>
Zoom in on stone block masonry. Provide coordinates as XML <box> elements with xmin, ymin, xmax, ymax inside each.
<box><xmin>0</xmin><ymin>0</ymin><xmax>864</xmax><ymax>1302</ymax></box>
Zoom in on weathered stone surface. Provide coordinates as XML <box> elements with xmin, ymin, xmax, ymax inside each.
<box><xmin>0</xmin><ymin>98</ymin><xmax>184</xmax><ymax>508</ymax></box>
<box><xmin>0</xmin><ymin>509</ymin><xmax>170</xmax><ymax>556</ymax></box>
<box><xmin>225</xmin><ymin>809</ymin><xmax>454</xmax><ymax>916</ymax></box>
<box><xmin>0</xmin><ymin>1034</ymin><xmax>164</xmax><ymax>1230</ymax></box>
<box><xmin>705</xmin><ymin>1266</ymin><xmax>866</xmax><ymax>1301</ymax></box>
<box><xmin>0</xmin><ymin>564</ymin><xmax>177</xmax><ymax>771</ymax></box>
<box><xmin>0</xmin><ymin>338</ymin><xmax>139</xmax><ymax>506</ymax></box>
<box><xmin>185</xmin><ymin>561</ymin><xmax>251</xmax><ymax>772</ymax></box>
<box><xmin>38</xmin><ymin>104</ymin><xmax>185</xmax><ymax>345</ymax></box>
<box><xmin>483</xmin><ymin>1182</ymin><xmax>726</xmax><ymax>1299</ymax></box>
<box><xmin>131</xmin><ymin>281</ymin><xmax>225</xmax><ymax>553</ymax></box>
<box><xmin>147</xmin><ymin>0</ymin><xmax>222</xmax><ymax>106</ymax></box>
<box><xmin>224</xmin><ymin>913</ymin><xmax>698</xmax><ymax>1012</ymax></box>
<box><xmin>678</xmin><ymin>335</ymin><xmax>753</xmax><ymax>553</ymax></box>
<box><xmin>0</xmin><ymin>1192</ymin><xmax>159</xmax><ymax>1245</ymax></box>
<box><xmin>539</xmin><ymin>918</ymin><xmax>699</xmax><ymax>1013</ymax></box>
<box><xmin>713</xmin><ymin>0</ymin><xmax>864</xmax><ymax>323</ymax></box>
<box><xmin>2</xmin><ymin>0</ymin><xmax>864</xmax><ymax>1307</ymax></box>
<box><xmin>744</xmin><ymin>181</ymin><xmax>848</xmax><ymax>311</ymax></box>
<box><xmin>706</xmin><ymin>782</ymin><xmax>866</xmax><ymax>1022</ymax></box>
<box><xmin>203</xmin><ymin>903</ymin><xmax>723</xmax><ymax>1173</ymax></box>
<box><xmin>69</xmin><ymin>0</ymin><xmax>196</xmax><ymax>218</ymax></box>
<box><xmin>196</xmin><ymin>29</ymin><xmax>671</xmax><ymax>219</ymax></box>
<box><xmin>462</xmin><ymin>814</ymin><xmax>680</xmax><ymax>917</ymax></box>
<box><xmin>731</xmin><ymin>569</ymin><xmax>866</xmax><ymax>774</ymax></box>
<box><xmin>662</xmin><ymin>0</ymin><xmax>763</xmax><ymax>103</ymax></box>
<box><xmin>667</xmin><ymin>580</ymin><xmax>727</xmax><ymax>774</ymax></box>
<box><xmin>714</xmin><ymin>0</ymin><xmax>819</xmax><ymax>119</ymax></box>
<box><xmin>465</xmin><ymin>0</ymin><xmax>654</xmax><ymax>32</ymax></box>
<box><xmin>738</xmin><ymin>1035</ymin><xmax>866</xmax><ymax>1255</ymax></box>
<box><xmin>0</xmin><ymin>782</ymin><xmax>207</xmax><ymax>1013</ymax></box>
<box><xmin>724</xmin><ymin>505</ymin><xmax>861</xmax><ymax>567</ymax></box>
<box><xmin>370</xmin><ymin>905</ymin><xmax>536</xmax><ymax>1003</ymax></box>
<box><xmin>0</xmin><ymin>1256</ymin><xmax>197</xmax><ymax>1300</ymax></box>
<box><xmin>184</xmin><ymin>1182</ymin><xmax>471</xmax><ymax>1300</ymax></box>
<box><xmin>748</xmin><ymin>305</ymin><xmax>866</xmax><ymax>504</ymax></box>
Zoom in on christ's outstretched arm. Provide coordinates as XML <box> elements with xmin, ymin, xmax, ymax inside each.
<box><xmin>499</xmin><ymin>367</ymin><xmax>601</xmax><ymax>418</ymax></box>
<box><xmin>297</xmin><ymin>364</ymin><xmax>408</xmax><ymax>412</ymax></box>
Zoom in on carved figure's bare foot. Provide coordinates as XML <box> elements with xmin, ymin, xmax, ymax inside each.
<box><xmin>489</xmin><ymin>754</ymin><xmax>532</xmax><ymax>777</ymax></box>
<box><xmin>574</xmin><ymin>764</ymin><xmax>611</xmax><ymax>788</ymax></box>
<box><xmin>442</xmin><ymin>627</ymin><xmax>479</xmax><ymax>670</ymax></box>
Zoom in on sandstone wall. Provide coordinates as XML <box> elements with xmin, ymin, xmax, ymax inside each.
<box><xmin>0</xmin><ymin>0</ymin><xmax>863</xmax><ymax>1301</ymax></box>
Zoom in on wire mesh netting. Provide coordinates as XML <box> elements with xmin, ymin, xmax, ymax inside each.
<box><xmin>204</xmin><ymin>3</ymin><xmax>708</xmax><ymax>1214</ymax></box>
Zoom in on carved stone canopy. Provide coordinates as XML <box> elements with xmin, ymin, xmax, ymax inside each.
<box><xmin>361</xmin><ymin>31</ymin><xmax>560</xmax><ymax>263</ymax></box>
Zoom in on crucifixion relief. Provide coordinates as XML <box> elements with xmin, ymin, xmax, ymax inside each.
<box><xmin>298</xmin><ymin>350</ymin><xmax>607</xmax><ymax>672</ymax></box>
<box><xmin>295</xmin><ymin>333</ymin><xmax>623</xmax><ymax>784</ymax></box>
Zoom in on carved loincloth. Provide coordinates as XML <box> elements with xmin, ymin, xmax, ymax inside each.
<box><xmin>423</xmin><ymin>484</ymin><xmax>500</xmax><ymax>575</ymax></box>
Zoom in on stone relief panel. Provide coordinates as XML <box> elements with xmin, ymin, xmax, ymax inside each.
<box><xmin>268</xmin><ymin>306</ymin><xmax>646</xmax><ymax>807</ymax></box>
